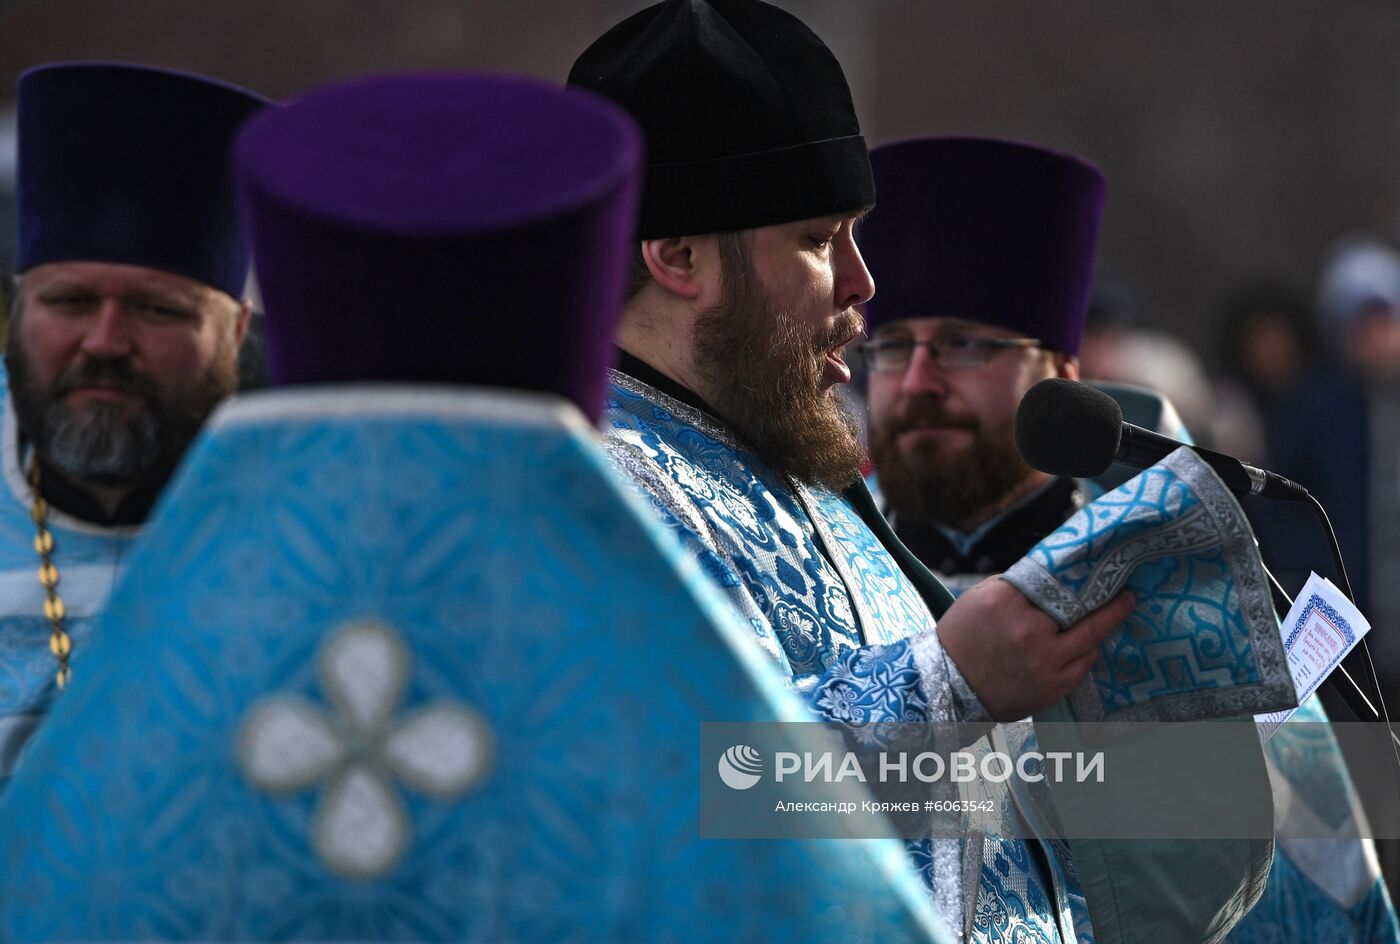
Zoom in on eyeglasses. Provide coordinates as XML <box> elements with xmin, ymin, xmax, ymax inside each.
<box><xmin>854</xmin><ymin>335</ymin><xmax>1043</xmax><ymax>372</ymax></box>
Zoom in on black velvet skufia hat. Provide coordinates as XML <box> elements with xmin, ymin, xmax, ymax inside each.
<box><xmin>568</xmin><ymin>0</ymin><xmax>875</xmax><ymax>239</ymax></box>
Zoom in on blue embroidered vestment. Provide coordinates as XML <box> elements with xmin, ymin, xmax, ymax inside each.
<box><xmin>0</xmin><ymin>375</ymin><xmax>136</xmax><ymax>785</ymax></box>
<box><xmin>604</xmin><ymin>369</ymin><xmax>1081</xmax><ymax>943</ymax></box>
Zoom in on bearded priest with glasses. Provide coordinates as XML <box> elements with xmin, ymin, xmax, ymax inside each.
<box><xmin>858</xmin><ymin>137</ymin><xmax>1100</xmax><ymax>597</ymax></box>
<box><xmin>859</xmin><ymin>135</ymin><xmax>1399</xmax><ymax>944</ymax></box>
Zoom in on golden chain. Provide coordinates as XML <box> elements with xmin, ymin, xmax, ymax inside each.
<box><xmin>27</xmin><ymin>456</ymin><xmax>72</xmax><ymax>690</ymax></box>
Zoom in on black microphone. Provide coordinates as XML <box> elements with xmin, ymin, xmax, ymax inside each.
<box><xmin>1015</xmin><ymin>378</ymin><xmax>1310</xmax><ymax>502</ymax></box>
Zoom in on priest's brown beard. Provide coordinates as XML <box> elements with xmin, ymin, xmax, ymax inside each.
<box><xmin>692</xmin><ymin>234</ymin><xmax>865</xmax><ymax>491</ymax></box>
<box><xmin>870</xmin><ymin>403</ymin><xmax>1037</xmax><ymax>531</ymax></box>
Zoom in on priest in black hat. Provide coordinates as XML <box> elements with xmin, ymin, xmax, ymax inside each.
<box><xmin>570</xmin><ymin>2</ymin><xmax>1144</xmax><ymax>940</ymax></box>
<box><xmin>0</xmin><ymin>62</ymin><xmax>267</xmax><ymax>783</ymax></box>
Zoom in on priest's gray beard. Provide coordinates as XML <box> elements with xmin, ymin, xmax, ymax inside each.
<box><xmin>6</xmin><ymin>334</ymin><xmax>237</xmax><ymax>489</ymax></box>
<box><xmin>870</xmin><ymin>407</ymin><xmax>1036</xmax><ymax>532</ymax></box>
<box><xmin>692</xmin><ymin>234</ymin><xmax>865</xmax><ymax>491</ymax></box>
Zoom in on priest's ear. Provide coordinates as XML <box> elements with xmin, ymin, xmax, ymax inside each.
<box><xmin>1053</xmin><ymin>352</ymin><xmax>1080</xmax><ymax>381</ymax></box>
<box><xmin>234</xmin><ymin>298</ymin><xmax>253</xmax><ymax>347</ymax></box>
<box><xmin>639</xmin><ymin>235</ymin><xmax>715</xmax><ymax>302</ymax></box>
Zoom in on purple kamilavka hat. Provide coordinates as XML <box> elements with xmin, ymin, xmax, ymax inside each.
<box><xmin>860</xmin><ymin>137</ymin><xmax>1105</xmax><ymax>356</ymax></box>
<box><xmin>18</xmin><ymin>62</ymin><xmax>270</xmax><ymax>297</ymax></box>
<box><xmin>234</xmin><ymin>71</ymin><xmax>642</xmax><ymax>421</ymax></box>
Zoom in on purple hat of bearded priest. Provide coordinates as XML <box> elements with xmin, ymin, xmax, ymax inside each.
<box><xmin>861</xmin><ymin>137</ymin><xmax>1106</xmax><ymax>356</ymax></box>
<box><xmin>17</xmin><ymin>62</ymin><xmax>269</xmax><ymax>298</ymax></box>
<box><xmin>235</xmin><ymin>72</ymin><xmax>642</xmax><ymax>421</ymax></box>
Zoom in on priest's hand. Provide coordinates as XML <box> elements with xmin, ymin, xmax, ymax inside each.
<box><xmin>937</xmin><ymin>577</ymin><xmax>1135</xmax><ymax>721</ymax></box>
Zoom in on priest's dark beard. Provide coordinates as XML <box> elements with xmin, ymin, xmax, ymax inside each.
<box><xmin>870</xmin><ymin>415</ymin><xmax>1037</xmax><ymax>531</ymax></box>
<box><xmin>6</xmin><ymin>336</ymin><xmax>238</xmax><ymax>489</ymax></box>
<box><xmin>692</xmin><ymin>234</ymin><xmax>865</xmax><ymax>491</ymax></box>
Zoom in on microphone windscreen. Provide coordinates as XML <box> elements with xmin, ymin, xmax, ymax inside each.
<box><xmin>1015</xmin><ymin>378</ymin><xmax>1124</xmax><ymax>477</ymax></box>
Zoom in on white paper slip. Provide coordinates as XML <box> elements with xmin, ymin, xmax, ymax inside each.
<box><xmin>1256</xmin><ymin>572</ymin><xmax>1370</xmax><ymax>742</ymax></box>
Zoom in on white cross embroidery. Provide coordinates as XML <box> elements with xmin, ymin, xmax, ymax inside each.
<box><xmin>237</xmin><ymin>619</ymin><xmax>492</xmax><ymax>879</ymax></box>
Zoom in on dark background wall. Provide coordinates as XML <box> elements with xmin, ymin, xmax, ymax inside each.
<box><xmin>2</xmin><ymin>0</ymin><xmax>1398</xmax><ymax>362</ymax></box>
